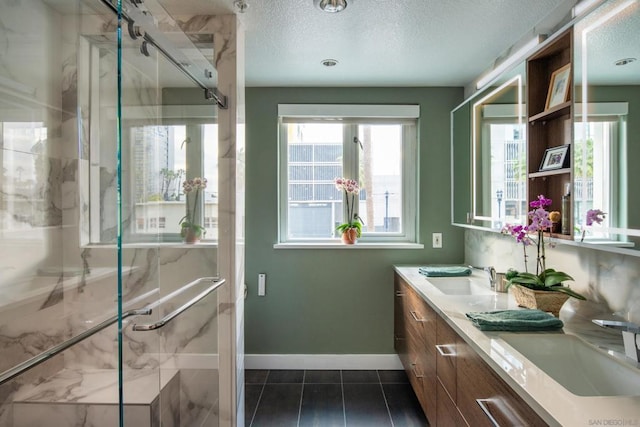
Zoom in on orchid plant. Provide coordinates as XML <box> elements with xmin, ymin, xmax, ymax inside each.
<box><xmin>334</xmin><ymin>177</ymin><xmax>363</xmax><ymax>238</ymax></box>
<box><xmin>503</xmin><ymin>195</ymin><xmax>585</xmax><ymax>300</ymax></box>
<box><xmin>581</xmin><ymin>209</ymin><xmax>606</xmax><ymax>242</ymax></box>
<box><xmin>179</xmin><ymin>177</ymin><xmax>207</xmax><ymax>239</ymax></box>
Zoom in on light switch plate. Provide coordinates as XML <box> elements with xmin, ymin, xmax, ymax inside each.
<box><xmin>432</xmin><ymin>233</ymin><xmax>443</xmax><ymax>248</ymax></box>
<box><xmin>258</xmin><ymin>273</ymin><xmax>266</xmax><ymax>296</ymax></box>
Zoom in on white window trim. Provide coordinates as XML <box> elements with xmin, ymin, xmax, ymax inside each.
<box><xmin>277</xmin><ymin>104</ymin><xmax>420</xmax><ymax>245</ymax></box>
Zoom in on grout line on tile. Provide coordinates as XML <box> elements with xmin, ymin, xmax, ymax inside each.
<box><xmin>378</xmin><ymin>371</ymin><xmax>395</xmax><ymax>427</ymax></box>
<box><xmin>296</xmin><ymin>370</ymin><xmax>306</xmax><ymax>426</ymax></box>
<box><xmin>248</xmin><ymin>371</ymin><xmax>268</xmax><ymax>427</ymax></box>
<box><xmin>340</xmin><ymin>370</ymin><xmax>347</xmax><ymax>427</ymax></box>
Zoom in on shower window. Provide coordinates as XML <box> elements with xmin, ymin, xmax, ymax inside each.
<box><xmin>1</xmin><ymin>121</ymin><xmax>49</xmax><ymax>231</ymax></box>
<box><xmin>100</xmin><ymin>121</ymin><xmax>218</xmax><ymax>244</ymax></box>
<box><xmin>82</xmin><ymin>35</ymin><xmax>220</xmax><ymax>244</ymax></box>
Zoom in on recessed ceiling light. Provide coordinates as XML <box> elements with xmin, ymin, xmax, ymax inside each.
<box><xmin>615</xmin><ymin>57</ymin><xmax>637</xmax><ymax>66</ymax></box>
<box><xmin>233</xmin><ymin>0</ymin><xmax>249</xmax><ymax>13</ymax></box>
<box><xmin>321</xmin><ymin>59</ymin><xmax>339</xmax><ymax>67</ymax></box>
<box><xmin>316</xmin><ymin>0</ymin><xmax>348</xmax><ymax>13</ymax></box>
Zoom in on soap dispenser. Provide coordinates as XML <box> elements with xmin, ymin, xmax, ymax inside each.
<box><xmin>561</xmin><ymin>183</ymin><xmax>571</xmax><ymax>235</ymax></box>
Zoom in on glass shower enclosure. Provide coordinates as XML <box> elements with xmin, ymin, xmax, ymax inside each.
<box><xmin>0</xmin><ymin>0</ymin><xmax>231</xmax><ymax>425</ymax></box>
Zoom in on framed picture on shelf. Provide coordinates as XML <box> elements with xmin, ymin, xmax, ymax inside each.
<box><xmin>545</xmin><ymin>64</ymin><xmax>571</xmax><ymax>110</ymax></box>
<box><xmin>539</xmin><ymin>145</ymin><xmax>570</xmax><ymax>171</ymax></box>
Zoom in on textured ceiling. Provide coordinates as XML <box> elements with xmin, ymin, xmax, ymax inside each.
<box><xmin>235</xmin><ymin>0</ymin><xmax>577</xmax><ymax>87</ymax></box>
<box><xmin>45</xmin><ymin>0</ymin><xmax>589</xmax><ymax>88</ymax></box>
<box><xmin>155</xmin><ymin>0</ymin><xmax>580</xmax><ymax>88</ymax></box>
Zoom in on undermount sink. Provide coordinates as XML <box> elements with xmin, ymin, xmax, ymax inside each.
<box><xmin>499</xmin><ymin>333</ymin><xmax>640</xmax><ymax>397</ymax></box>
<box><xmin>426</xmin><ymin>277</ymin><xmax>495</xmax><ymax>296</ymax></box>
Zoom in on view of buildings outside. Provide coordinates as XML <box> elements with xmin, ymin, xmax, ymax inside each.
<box><xmin>489</xmin><ymin>124</ymin><xmax>528</xmax><ymax>228</ymax></box>
<box><xmin>286</xmin><ymin>123</ymin><xmax>402</xmax><ymax>239</ymax></box>
<box><xmin>132</xmin><ymin>124</ymin><xmax>218</xmax><ymax>239</ymax></box>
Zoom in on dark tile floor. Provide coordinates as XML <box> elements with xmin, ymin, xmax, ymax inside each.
<box><xmin>244</xmin><ymin>369</ymin><xmax>428</xmax><ymax>427</ymax></box>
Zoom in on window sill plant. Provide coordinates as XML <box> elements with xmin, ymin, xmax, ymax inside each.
<box><xmin>503</xmin><ymin>195</ymin><xmax>586</xmax><ymax>315</ymax></box>
<box><xmin>334</xmin><ymin>177</ymin><xmax>362</xmax><ymax>245</ymax></box>
<box><xmin>179</xmin><ymin>177</ymin><xmax>207</xmax><ymax>243</ymax></box>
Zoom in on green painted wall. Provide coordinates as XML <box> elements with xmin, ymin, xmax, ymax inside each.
<box><xmin>245</xmin><ymin>87</ymin><xmax>465</xmax><ymax>354</ymax></box>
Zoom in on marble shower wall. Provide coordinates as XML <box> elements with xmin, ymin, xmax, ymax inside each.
<box><xmin>465</xmin><ymin>229</ymin><xmax>640</xmax><ymax>324</ymax></box>
<box><xmin>1</xmin><ymin>0</ymin><xmax>228</xmax><ymax>425</ymax></box>
<box><xmin>0</xmin><ymin>0</ymin><xmax>71</xmax><ymax>424</ymax></box>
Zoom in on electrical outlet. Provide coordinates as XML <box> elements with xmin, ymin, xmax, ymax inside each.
<box><xmin>432</xmin><ymin>233</ymin><xmax>443</xmax><ymax>248</ymax></box>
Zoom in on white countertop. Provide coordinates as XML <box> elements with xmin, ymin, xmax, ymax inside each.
<box><xmin>394</xmin><ymin>266</ymin><xmax>640</xmax><ymax>427</ymax></box>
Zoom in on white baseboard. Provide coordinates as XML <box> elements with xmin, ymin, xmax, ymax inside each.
<box><xmin>244</xmin><ymin>354</ymin><xmax>403</xmax><ymax>370</ymax></box>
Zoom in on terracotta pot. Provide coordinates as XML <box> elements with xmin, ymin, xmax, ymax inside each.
<box><xmin>510</xmin><ymin>284</ymin><xmax>569</xmax><ymax>317</ymax></box>
<box><xmin>183</xmin><ymin>228</ymin><xmax>201</xmax><ymax>244</ymax></box>
<box><xmin>341</xmin><ymin>228</ymin><xmax>358</xmax><ymax>245</ymax></box>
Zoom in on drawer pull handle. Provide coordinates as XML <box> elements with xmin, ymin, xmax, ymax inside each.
<box><xmin>410</xmin><ymin>363</ymin><xmax>424</xmax><ymax>379</ymax></box>
<box><xmin>476</xmin><ymin>399</ymin><xmax>501</xmax><ymax>427</ymax></box>
<box><xmin>395</xmin><ymin>291</ymin><xmax>405</xmax><ymax>297</ymax></box>
<box><xmin>394</xmin><ymin>334</ymin><xmax>405</xmax><ymax>341</ymax></box>
<box><xmin>409</xmin><ymin>310</ymin><xmax>427</xmax><ymax>322</ymax></box>
<box><xmin>435</xmin><ymin>344</ymin><xmax>456</xmax><ymax>357</ymax></box>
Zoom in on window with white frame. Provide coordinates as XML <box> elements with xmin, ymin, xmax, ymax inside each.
<box><xmin>278</xmin><ymin>104</ymin><xmax>419</xmax><ymax>243</ymax></box>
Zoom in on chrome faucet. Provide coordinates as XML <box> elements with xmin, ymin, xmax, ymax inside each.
<box><xmin>470</xmin><ymin>265</ymin><xmax>497</xmax><ymax>289</ymax></box>
<box><xmin>593</xmin><ymin>319</ymin><xmax>640</xmax><ymax>362</ymax></box>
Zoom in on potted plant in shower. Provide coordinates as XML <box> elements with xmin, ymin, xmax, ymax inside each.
<box><xmin>179</xmin><ymin>177</ymin><xmax>207</xmax><ymax>244</ymax></box>
<box><xmin>334</xmin><ymin>177</ymin><xmax>362</xmax><ymax>245</ymax></box>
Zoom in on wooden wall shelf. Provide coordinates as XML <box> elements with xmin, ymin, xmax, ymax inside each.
<box><xmin>529</xmin><ymin>101</ymin><xmax>571</xmax><ymax>123</ymax></box>
<box><xmin>528</xmin><ymin>168</ymin><xmax>571</xmax><ymax>179</ymax></box>
<box><xmin>527</xmin><ymin>29</ymin><xmax>574</xmax><ymax>240</ymax></box>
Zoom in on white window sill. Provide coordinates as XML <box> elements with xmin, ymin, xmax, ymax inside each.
<box><xmin>274</xmin><ymin>242</ymin><xmax>424</xmax><ymax>249</ymax></box>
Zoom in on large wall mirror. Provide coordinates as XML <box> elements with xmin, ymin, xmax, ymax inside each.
<box><xmin>451</xmin><ymin>62</ymin><xmax>527</xmax><ymax>229</ymax></box>
<box><xmin>573</xmin><ymin>0</ymin><xmax>640</xmax><ymax>249</ymax></box>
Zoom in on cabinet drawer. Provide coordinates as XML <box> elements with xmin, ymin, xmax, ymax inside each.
<box><xmin>404</xmin><ymin>284</ymin><xmax>437</xmax><ymax>347</ymax></box>
<box><xmin>457</xmin><ymin>339</ymin><xmax>548</xmax><ymax>427</ymax></box>
<box><xmin>436</xmin><ymin>316</ymin><xmax>458</xmax><ymax>401</ymax></box>
<box><xmin>437</xmin><ymin>379</ymin><xmax>468</xmax><ymax>427</ymax></box>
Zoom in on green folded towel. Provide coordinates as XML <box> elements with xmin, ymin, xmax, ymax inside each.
<box><xmin>419</xmin><ymin>265</ymin><xmax>472</xmax><ymax>277</ymax></box>
<box><xmin>465</xmin><ymin>309</ymin><xmax>564</xmax><ymax>331</ymax></box>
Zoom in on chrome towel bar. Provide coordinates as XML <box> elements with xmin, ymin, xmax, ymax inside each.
<box><xmin>133</xmin><ymin>278</ymin><xmax>225</xmax><ymax>331</ymax></box>
<box><xmin>0</xmin><ymin>308</ymin><xmax>151</xmax><ymax>386</ymax></box>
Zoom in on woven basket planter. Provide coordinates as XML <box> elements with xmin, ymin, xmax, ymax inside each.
<box><xmin>510</xmin><ymin>284</ymin><xmax>569</xmax><ymax>317</ymax></box>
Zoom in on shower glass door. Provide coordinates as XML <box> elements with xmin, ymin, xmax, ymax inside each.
<box><xmin>0</xmin><ymin>0</ymin><xmax>222</xmax><ymax>424</ymax></box>
<box><xmin>114</xmin><ymin>0</ymin><xmax>221</xmax><ymax>425</ymax></box>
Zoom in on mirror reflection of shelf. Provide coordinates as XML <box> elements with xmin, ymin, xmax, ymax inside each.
<box><xmin>551</xmin><ymin>233</ymin><xmax>573</xmax><ymax>241</ymax></box>
<box><xmin>528</xmin><ymin>168</ymin><xmax>571</xmax><ymax>179</ymax></box>
<box><xmin>528</xmin><ymin>101</ymin><xmax>571</xmax><ymax>123</ymax></box>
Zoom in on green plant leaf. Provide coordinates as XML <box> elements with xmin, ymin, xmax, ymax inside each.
<box><xmin>505</xmin><ymin>268</ymin><xmax>519</xmax><ymax>280</ymax></box>
<box><xmin>543</xmin><ymin>271</ymin><xmax>574</xmax><ymax>287</ymax></box>
<box><xmin>511</xmin><ymin>272</ymin><xmax>543</xmax><ymax>285</ymax></box>
<box><xmin>551</xmin><ymin>286</ymin><xmax>587</xmax><ymax>300</ymax></box>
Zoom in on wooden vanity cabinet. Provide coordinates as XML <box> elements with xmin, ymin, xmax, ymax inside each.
<box><xmin>435</xmin><ymin>316</ymin><xmax>466</xmax><ymax>426</ymax></box>
<box><xmin>394</xmin><ymin>275</ymin><xmax>437</xmax><ymax>423</ymax></box>
<box><xmin>394</xmin><ymin>273</ymin><xmax>549</xmax><ymax>426</ymax></box>
<box><xmin>456</xmin><ymin>337</ymin><xmax>547</xmax><ymax>427</ymax></box>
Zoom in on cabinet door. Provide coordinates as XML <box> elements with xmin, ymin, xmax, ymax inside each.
<box><xmin>437</xmin><ymin>379</ymin><xmax>468</xmax><ymax>427</ymax></box>
<box><xmin>457</xmin><ymin>339</ymin><xmax>548</xmax><ymax>427</ymax></box>
<box><xmin>394</xmin><ymin>275</ymin><xmax>437</xmax><ymax>424</ymax></box>
<box><xmin>393</xmin><ymin>275</ymin><xmax>409</xmax><ymax>367</ymax></box>
<box><xmin>436</xmin><ymin>316</ymin><xmax>458</xmax><ymax>402</ymax></box>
